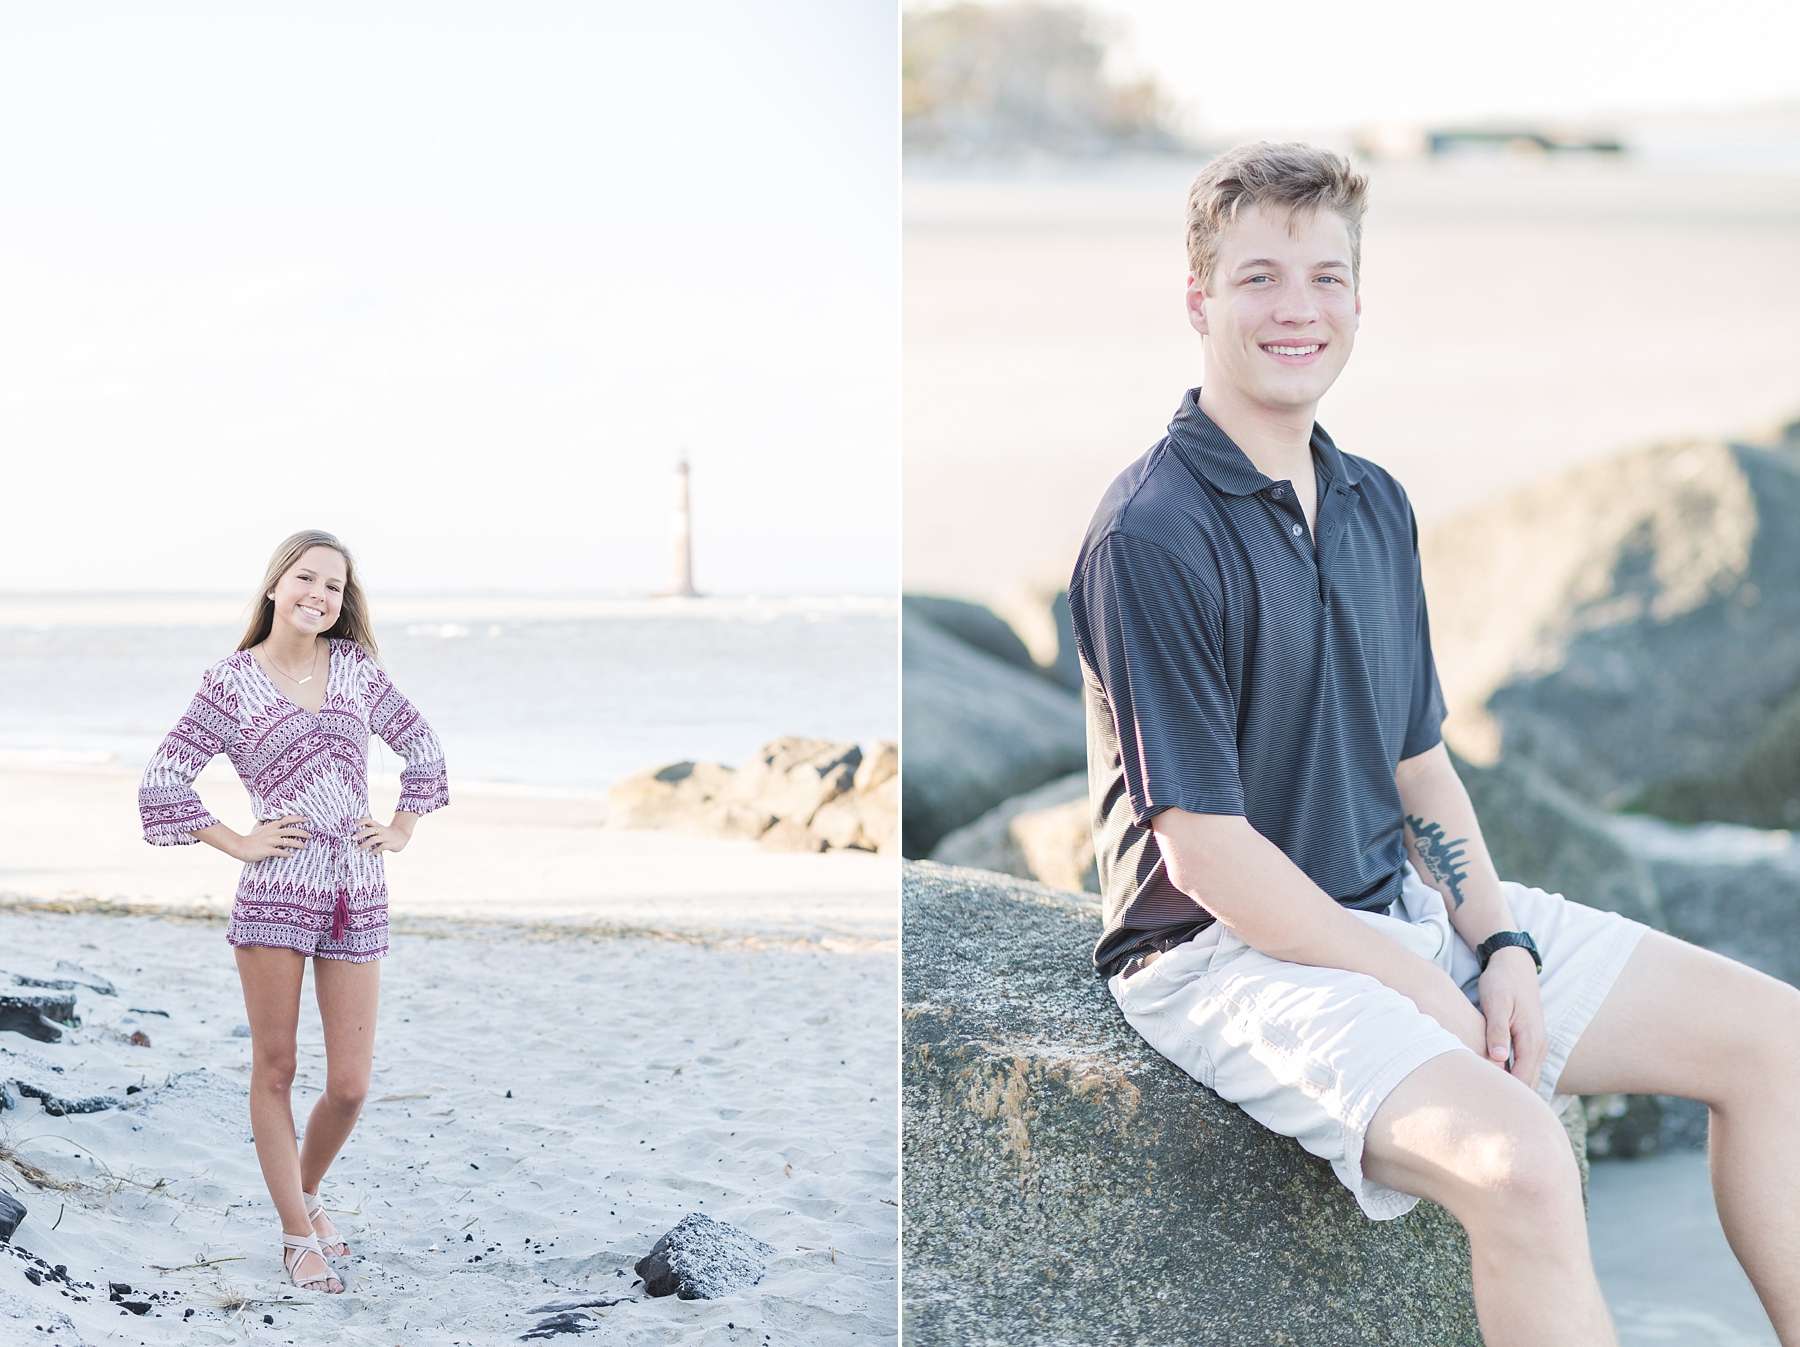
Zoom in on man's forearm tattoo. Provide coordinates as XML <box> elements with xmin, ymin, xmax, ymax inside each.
<box><xmin>1406</xmin><ymin>814</ymin><xmax>1470</xmax><ymax>908</ymax></box>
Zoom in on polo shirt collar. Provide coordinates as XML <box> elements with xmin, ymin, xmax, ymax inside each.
<box><xmin>1167</xmin><ymin>386</ymin><xmax>1364</xmax><ymax>495</ymax></box>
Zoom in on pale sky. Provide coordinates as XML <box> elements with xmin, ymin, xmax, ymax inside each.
<box><xmin>1087</xmin><ymin>0</ymin><xmax>1800</xmax><ymax>139</ymax></box>
<box><xmin>0</xmin><ymin>3</ymin><xmax>898</xmax><ymax>597</ymax></box>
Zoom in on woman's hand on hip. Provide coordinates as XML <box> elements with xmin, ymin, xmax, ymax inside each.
<box><xmin>355</xmin><ymin>814</ymin><xmax>413</xmax><ymax>855</ymax></box>
<box><xmin>233</xmin><ymin>816</ymin><xmax>310</xmax><ymax>863</ymax></box>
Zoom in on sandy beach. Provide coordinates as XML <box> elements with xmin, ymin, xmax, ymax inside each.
<box><xmin>0</xmin><ymin>767</ymin><xmax>897</xmax><ymax>1345</ymax></box>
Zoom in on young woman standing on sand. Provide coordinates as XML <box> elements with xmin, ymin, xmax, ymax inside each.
<box><xmin>138</xmin><ymin>530</ymin><xmax>449</xmax><ymax>1295</ymax></box>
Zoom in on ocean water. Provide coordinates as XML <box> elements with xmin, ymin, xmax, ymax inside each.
<box><xmin>0</xmin><ymin>595</ymin><xmax>897</xmax><ymax>795</ymax></box>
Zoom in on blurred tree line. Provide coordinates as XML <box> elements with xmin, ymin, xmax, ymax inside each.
<box><xmin>903</xmin><ymin>3</ymin><xmax>1185</xmax><ymax>157</ymax></box>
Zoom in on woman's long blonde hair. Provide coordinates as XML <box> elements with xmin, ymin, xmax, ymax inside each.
<box><xmin>238</xmin><ymin>530</ymin><xmax>379</xmax><ymax>657</ymax></box>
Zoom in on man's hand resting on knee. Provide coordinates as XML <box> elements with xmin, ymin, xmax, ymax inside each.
<box><xmin>1150</xmin><ymin>741</ymin><xmax>1550</xmax><ymax>1091</ymax></box>
<box><xmin>1476</xmin><ymin>947</ymin><xmax>1548</xmax><ymax>1086</ymax></box>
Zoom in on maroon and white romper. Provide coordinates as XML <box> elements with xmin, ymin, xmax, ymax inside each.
<box><xmin>139</xmin><ymin>640</ymin><xmax>449</xmax><ymax>961</ymax></box>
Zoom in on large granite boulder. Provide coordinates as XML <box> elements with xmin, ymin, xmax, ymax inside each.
<box><xmin>1422</xmin><ymin>433</ymin><xmax>1800</xmax><ymax>817</ymax></box>
<box><xmin>903</xmin><ymin>861</ymin><xmax>1486</xmax><ymax>1346</ymax></box>
<box><xmin>929</xmin><ymin>771</ymin><xmax>1096</xmax><ymax>893</ymax></box>
<box><xmin>902</xmin><ymin>608</ymin><xmax>1086</xmax><ymax>856</ymax></box>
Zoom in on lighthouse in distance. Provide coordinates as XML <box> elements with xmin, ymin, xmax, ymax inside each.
<box><xmin>664</xmin><ymin>456</ymin><xmax>700</xmax><ymax>598</ymax></box>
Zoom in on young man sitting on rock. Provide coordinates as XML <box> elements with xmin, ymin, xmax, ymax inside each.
<box><xmin>1067</xmin><ymin>141</ymin><xmax>1800</xmax><ymax>1347</ymax></box>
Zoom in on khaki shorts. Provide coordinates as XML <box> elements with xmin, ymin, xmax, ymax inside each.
<box><xmin>1108</xmin><ymin>864</ymin><xmax>1648</xmax><ymax>1219</ymax></box>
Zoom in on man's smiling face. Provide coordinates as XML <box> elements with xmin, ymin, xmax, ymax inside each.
<box><xmin>1187</xmin><ymin>202</ymin><xmax>1360</xmax><ymax>414</ymax></box>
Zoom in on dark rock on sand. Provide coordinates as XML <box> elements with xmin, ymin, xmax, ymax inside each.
<box><xmin>52</xmin><ymin>963</ymin><xmax>116</xmax><ymax>996</ymax></box>
<box><xmin>904</xmin><ymin>860</ymin><xmax>1493</xmax><ymax>1347</ymax></box>
<box><xmin>0</xmin><ymin>991</ymin><xmax>78</xmax><ymax>1043</ymax></box>
<box><xmin>852</xmin><ymin>739</ymin><xmax>900</xmax><ymax>854</ymax></box>
<box><xmin>528</xmin><ymin>1296</ymin><xmax>635</xmax><ymax>1314</ymax></box>
<box><xmin>519</xmin><ymin>1310</ymin><xmax>603</xmax><ymax>1338</ymax></box>
<box><xmin>14</xmin><ymin>1082</ymin><xmax>118</xmax><ymax>1116</ymax></box>
<box><xmin>0</xmin><ymin>1192</ymin><xmax>24</xmax><ymax>1242</ymax></box>
<box><xmin>907</xmin><ymin>864</ymin><xmax>1497</xmax><ymax>1347</ymax></box>
<box><xmin>733</xmin><ymin>738</ymin><xmax>862</xmax><ymax>828</ymax></box>
<box><xmin>3</xmin><ymin>966</ymin><xmax>116</xmax><ymax>998</ymax></box>
<box><xmin>901</xmin><ymin>607</ymin><xmax>1086</xmax><ymax>857</ymax></box>
<box><xmin>634</xmin><ymin>1213</ymin><xmax>773</xmax><ymax>1300</ymax></box>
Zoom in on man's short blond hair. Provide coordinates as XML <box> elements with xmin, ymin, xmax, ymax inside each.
<box><xmin>1185</xmin><ymin>142</ymin><xmax>1368</xmax><ymax>292</ymax></box>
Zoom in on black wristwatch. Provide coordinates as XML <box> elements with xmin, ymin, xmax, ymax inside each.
<box><xmin>1477</xmin><ymin>930</ymin><xmax>1542</xmax><ymax>974</ymax></box>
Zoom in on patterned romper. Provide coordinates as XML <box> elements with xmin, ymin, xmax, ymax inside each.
<box><xmin>138</xmin><ymin>640</ymin><xmax>449</xmax><ymax>961</ymax></box>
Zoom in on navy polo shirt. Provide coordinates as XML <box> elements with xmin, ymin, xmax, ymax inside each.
<box><xmin>1068</xmin><ymin>388</ymin><xmax>1446</xmax><ymax>975</ymax></box>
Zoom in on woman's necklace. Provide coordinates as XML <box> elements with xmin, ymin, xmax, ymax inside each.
<box><xmin>265</xmin><ymin>642</ymin><xmax>321</xmax><ymax>688</ymax></box>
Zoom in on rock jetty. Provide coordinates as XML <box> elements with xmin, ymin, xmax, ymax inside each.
<box><xmin>607</xmin><ymin>736</ymin><xmax>896</xmax><ymax>854</ymax></box>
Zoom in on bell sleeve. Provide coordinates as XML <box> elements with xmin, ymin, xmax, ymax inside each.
<box><xmin>365</xmin><ymin>661</ymin><xmax>450</xmax><ymax>817</ymax></box>
<box><xmin>139</xmin><ymin>663</ymin><xmax>239</xmax><ymax>846</ymax></box>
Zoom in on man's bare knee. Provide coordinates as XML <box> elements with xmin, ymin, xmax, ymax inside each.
<box><xmin>1367</xmin><ymin>1055</ymin><xmax>1582</xmax><ymax>1238</ymax></box>
<box><xmin>1445</xmin><ymin>1108</ymin><xmax>1586</xmax><ymax>1253</ymax></box>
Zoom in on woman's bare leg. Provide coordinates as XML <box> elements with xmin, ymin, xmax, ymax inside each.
<box><xmin>236</xmin><ymin>945</ymin><xmax>345</xmax><ymax>1291</ymax></box>
<box><xmin>235</xmin><ymin>946</ymin><xmax>313</xmax><ymax>1236</ymax></box>
<box><xmin>299</xmin><ymin>956</ymin><xmax>380</xmax><ymax>1194</ymax></box>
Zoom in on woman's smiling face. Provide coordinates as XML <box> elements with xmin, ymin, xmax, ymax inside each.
<box><xmin>268</xmin><ymin>545</ymin><xmax>348</xmax><ymax>640</ymax></box>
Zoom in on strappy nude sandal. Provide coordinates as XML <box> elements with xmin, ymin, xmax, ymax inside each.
<box><xmin>282</xmin><ymin>1231</ymin><xmax>343</xmax><ymax>1294</ymax></box>
<box><xmin>304</xmin><ymin>1190</ymin><xmax>349</xmax><ymax>1257</ymax></box>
